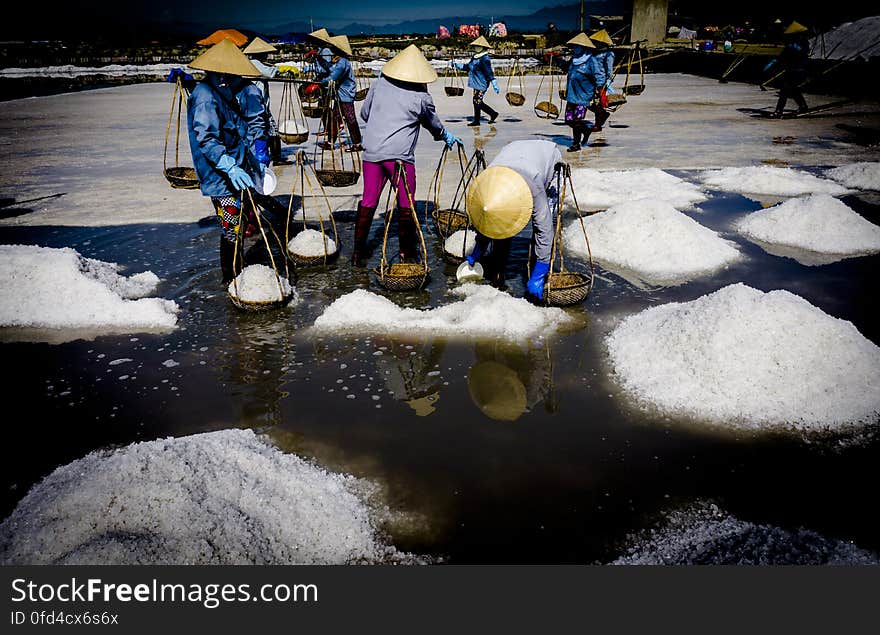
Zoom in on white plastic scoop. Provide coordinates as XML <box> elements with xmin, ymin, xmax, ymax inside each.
<box><xmin>456</xmin><ymin>260</ymin><xmax>484</xmax><ymax>283</ymax></box>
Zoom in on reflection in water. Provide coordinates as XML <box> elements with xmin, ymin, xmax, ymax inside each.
<box><xmin>374</xmin><ymin>338</ymin><xmax>446</xmax><ymax>416</ymax></box>
<box><xmin>468</xmin><ymin>340</ymin><xmax>556</xmax><ymax>421</ymax></box>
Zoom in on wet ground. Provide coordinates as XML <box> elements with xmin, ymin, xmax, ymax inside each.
<box><xmin>2</xmin><ymin>177</ymin><xmax>878</xmax><ymax>563</ymax></box>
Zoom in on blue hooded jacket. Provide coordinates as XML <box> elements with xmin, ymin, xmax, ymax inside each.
<box><xmin>187</xmin><ymin>73</ymin><xmax>267</xmax><ymax>198</ymax></box>
<box><xmin>565</xmin><ymin>54</ymin><xmax>598</xmax><ymax>105</ymax></box>
<box><xmin>321</xmin><ymin>56</ymin><xmax>357</xmax><ymax>103</ymax></box>
<box><xmin>464</xmin><ymin>54</ymin><xmax>495</xmax><ymax>91</ymax></box>
<box><xmin>594</xmin><ymin>50</ymin><xmax>614</xmax><ymax>87</ymax></box>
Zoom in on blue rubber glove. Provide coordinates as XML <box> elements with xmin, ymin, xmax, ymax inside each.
<box><xmin>442</xmin><ymin>129</ymin><xmax>463</xmax><ymax>150</ymax></box>
<box><xmin>527</xmin><ymin>261</ymin><xmax>551</xmax><ymax>300</ymax></box>
<box><xmin>254</xmin><ymin>140</ymin><xmax>270</xmax><ymax>166</ymax></box>
<box><xmin>466</xmin><ymin>242</ymin><xmax>483</xmax><ymax>267</ymax></box>
<box><xmin>454</xmin><ymin>62</ymin><xmax>464</xmax><ymax>70</ymax></box>
<box><xmin>491</xmin><ymin>79</ymin><xmax>500</xmax><ymax>93</ymax></box>
<box><xmin>763</xmin><ymin>59</ymin><xmax>777</xmax><ymax>73</ymax></box>
<box><xmin>217</xmin><ymin>154</ymin><xmax>254</xmax><ymax>191</ymax></box>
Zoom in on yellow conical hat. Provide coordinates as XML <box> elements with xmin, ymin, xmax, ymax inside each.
<box><xmin>243</xmin><ymin>37</ymin><xmax>277</xmax><ymax>55</ymax></box>
<box><xmin>470</xmin><ymin>36</ymin><xmax>492</xmax><ymax>49</ymax></box>
<box><xmin>567</xmin><ymin>32</ymin><xmax>596</xmax><ymax>48</ymax></box>
<box><xmin>466</xmin><ymin>166</ymin><xmax>533</xmax><ymax>240</ymax></box>
<box><xmin>189</xmin><ymin>38</ymin><xmax>261</xmax><ymax>77</ymax></box>
<box><xmin>784</xmin><ymin>21</ymin><xmax>808</xmax><ymax>34</ymax></box>
<box><xmin>381</xmin><ymin>44</ymin><xmax>438</xmax><ymax>83</ymax></box>
<box><xmin>590</xmin><ymin>29</ymin><xmax>613</xmax><ymax>46</ymax></box>
<box><xmin>308</xmin><ymin>28</ymin><xmax>334</xmax><ymax>47</ymax></box>
<box><xmin>467</xmin><ymin>361</ymin><xmax>527</xmax><ymax>422</ymax></box>
<box><xmin>329</xmin><ymin>35</ymin><xmax>353</xmax><ymax>56</ymax></box>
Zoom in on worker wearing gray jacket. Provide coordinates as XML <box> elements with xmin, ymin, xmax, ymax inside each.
<box><xmin>465</xmin><ymin>139</ymin><xmax>562</xmax><ymax>298</ymax></box>
<box><xmin>353</xmin><ymin>45</ymin><xmax>462</xmax><ymax>267</ymax></box>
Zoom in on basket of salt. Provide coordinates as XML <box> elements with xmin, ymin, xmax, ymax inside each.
<box><xmin>444</xmin><ymin>61</ymin><xmax>465</xmax><ymax>97</ymax></box>
<box><xmin>313</xmin><ymin>95</ymin><xmax>362</xmax><ymax>188</ymax></box>
<box><xmin>427</xmin><ymin>144</ymin><xmax>484</xmax><ymax>239</ymax></box>
<box><xmin>534</xmin><ymin>57</ymin><xmax>562</xmax><ymax>120</ymax></box>
<box><xmin>164</xmin><ymin>166</ymin><xmax>199</xmax><ymax>189</ymax></box>
<box><xmin>505</xmin><ymin>92</ymin><xmax>525</xmax><ymax>106</ymax></box>
<box><xmin>442</xmin><ymin>228</ymin><xmax>477</xmax><ymax>265</ymax></box>
<box><xmin>534</xmin><ymin>101</ymin><xmax>559</xmax><ymax>118</ymax></box>
<box><xmin>287</xmin><ymin>228</ymin><xmax>339</xmax><ymax>266</ymax></box>
<box><xmin>374</xmin><ymin>262</ymin><xmax>429</xmax><ymax>291</ymax></box>
<box><xmin>315</xmin><ymin>169</ymin><xmax>360</xmax><ymax>187</ymax></box>
<box><xmin>505</xmin><ymin>58</ymin><xmax>526</xmax><ymax>106</ymax></box>
<box><xmin>445</xmin><ymin>86</ymin><xmax>465</xmax><ymax>97</ymax></box>
<box><xmin>434</xmin><ymin>209</ymin><xmax>469</xmax><ymax>236</ymax></box>
<box><xmin>163</xmin><ymin>78</ymin><xmax>199</xmax><ymax>189</ymax></box>
<box><xmin>606</xmin><ymin>92</ymin><xmax>627</xmax><ymax>107</ymax></box>
<box><xmin>227</xmin><ymin>264</ymin><xmax>295</xmax><ymax>311</ymax></box>
<box><xmin>278</xmin><ymin>119</ymin><xmax>309</xmax><ymax>144</ymax></box>
<box><xmin>544</xmin><ymin>271</ymin><xmax>593</xmax><ymax>306</ymax></box>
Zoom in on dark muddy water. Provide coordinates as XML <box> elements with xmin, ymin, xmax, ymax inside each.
<box><xmin>1</xmin><ymin>174</ymin><xmax>878</xmax><ymax>563</ymax></box>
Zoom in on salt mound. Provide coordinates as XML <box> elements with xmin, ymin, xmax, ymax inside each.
<box><xmin>313</xmin><ymin>284</ymin><xmax>577</xmax><ymax>340</ymax></box>
<box><xmin>736</xmin><ymin>194</ymin><xmax>880</xmax><ymax>259</ymax></box>
<box><xmin>567</xmin><ymin>167</ymin><xmax>707</xmax><ymax>211</ymax></box>
<box><xmin>278</xmin><ymin>119</ymin><xmax>308</xmax><ymax>135</ymax></box>
<box><xmin>611</xmin><ymin>502</ymin><xmax>879</xmax><ymax>565</ymax></box>
<box><xmin>228</xmin><ymin>264</ymin><xmax>293</xmax><ymax>303</ymax></box>
<box><xmin>0</xmin><ymin>429</ymin><xmax>415</xmax><ymax>565</ymax></box>
<box><xmin>699</xmin><ymin>166</ymin><xmax>849</xmax><ymax>197</ymax></box>
<box><xmin>0</xmin><ymin>244</ymin><xmax>178</xmax><ymax>330</ymax></box>
<box><xmin>562</xmin><ymin>199</ymin><xmax>741</xmax><ymax>286</ymax></box>
<box><xmin>826</xmin><ymin>162</ymin><xmax>880</xmax><ymax>190</ymax></box>
<box><xmin>444</xmin><ymin>229</ymin><xmax>476</xmax><ymax>257</ymax></box>
<box><xmin>288</xmin><ymin>228</ymin><xmax>337</xmax><ymax>257</ymax></box>
<box><xmin>606</xmin><ymin>283</ymin><xmax>880</xmax><ymax>433</ymax></box>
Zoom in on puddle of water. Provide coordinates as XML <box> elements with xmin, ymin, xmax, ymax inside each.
<box><xmin>1</xmin><ymin>174</ymin><xmax>879</xmax><ymax>563</ymax></box>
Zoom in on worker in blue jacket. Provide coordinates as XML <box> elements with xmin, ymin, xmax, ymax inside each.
<box><xmin>186</xmin><ymin>39</ymin><xmax>270</xmax><ymax>283</ymax></box>
<box><xmin>589</xmin><ymin>29</ymin><xmax>615</xmax><ymax>131</ymax></box>
<box><xmin>559</xmin><ymin>33</ymin><xmax>598</xmax><ymax>152</ymax></box>
<box><xmin>454</xmin><ymin>36</ymin><xmax>500</xmax><ymax>126</ymax></box>
<box><xmin>317</xmin><ymin>35</ymin><xmax>363</xmax><ymax>151</ymax></box>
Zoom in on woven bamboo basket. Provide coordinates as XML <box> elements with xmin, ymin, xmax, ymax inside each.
<box><xmin>288</xmin><ymin>244</ymin><xmax>340</xmax><ymax>267</ymax></box>
<box><xmin>374</xmin><ymin>262</ymin><xmax>429</xmax><ymax>291</ymax></box>
<box><xmin>228</xmin><ymin>292</ymin><xmax>293</xmax><ymax>312</ymax></box>
<box><xmin>505</xmin><ymin>92</ymin><xmax>525</xmax><ymax>106</ymax></box>
<box><xmin>535</xmin><ymin>101</ymin><xmax>559</xmax><ymax>118</ymax></box>
<box><xmin>445</xmin><ymin>86</ymin><xmax>465</xmax><ymax>97</ymax></box>
<box><xmin>544</xmin><ymin>271</ymin><xmax>593</xmax><ymax>307</ymax></box>
<box><xmin>302</xmin><ymin>105</ymin><xmax>324</xmax><ymax>119</ymax></box>
<box><xmin>432</xmin><ymin>208</ymin><xmax>469</xmax><ymax>236</ymax></box>
<box><xmin>315</xmin><ymin>169</ymin><xmax>360</xmax><ymax>187</ymax></box>
<box><xmin>355</xmin><ymin>88</ymin><xmax>369</xmax><ymax>101</ymax></box>
<box><xmin>442</xmin><ymin>248</ymin><xmax>467</xmax><ymax>265</ymax></box>
<box><xmin>607</xmin><ymin>93</ymin><xmax>627</xmax><ymax>107</ymax></box>
<box><xmin>624</xmin><ymin>84</ymin><xmax>645</xmax><ymax>96</ymax></box>
<box><xmin>164</xmin><ymin>166</ymin><xmax>199</xmax><ymax>189</ymax></box>
<box><xmin>278</xmin><ymin>130</ymin><xmax>308</xmax><ymax>144</ymax></box>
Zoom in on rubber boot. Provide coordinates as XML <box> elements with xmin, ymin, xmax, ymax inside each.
<box><xmin>397</xmin><ymin>207</ymin><xmax>419</xmax><ymax>262</ymax></box>
<box><xmin>219</xmin><ymin>235</ymin><xmax>241</xmax><ymax>284</ymax></box>
<box><xmin>351</xmin><ymin>203</ymin><xmax>376</xmax><ymax>267</ymax></box>
<box><xmin>773</xmin><ymin>92</ymin><xmax>788</xmax><ymax>116</ymax></box>
<box><xmin>595</xmin><ymin>109</ymin><xmax>610</xmax><ymax>131</ymax></box>
<box><xmin>794</xmin><ymin>93</ymin><xmax>809</xmax><ymax>113</ymax></box>
<box><xmin>568</xmin><ymin>126</ymin><xmax>582</xmax><ymax>152</ymax></box>
<box><xmin>481</xmin><ymin>102</ymin><xmax>499</xmax><ymax>123</ymax></box>
<box><xmin>468</xmin><ymin>103</ymin><xmax>481</xmax><ymax>126</ymax></box>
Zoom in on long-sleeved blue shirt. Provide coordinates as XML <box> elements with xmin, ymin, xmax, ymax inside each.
<box><xmin>488</xmin><ymin>140</ymin><xmax>562</xmax><ymax>263</ymax></box>
<box><xmin>187</xmin><ymin>73</ymin><xmax>266</xmax><ymax>197</ymax></box>
<box><xmin>565</xmin><ymin>54</ymin><xmax>598</xmax><ymax>105</ymax></box>
<box><xmin>360</xmin><ymin>75</ymin><xmax>446</xmax><ymax>164</ymax></box>
<box><xmin>463</xmin><ymin>54</ymin><xmax>495</xmax><ymax>91</ymax></box>
<box><xmin>594</xmin><ymin>50</ymin><xmax>614</xmax><ymax>87</ymax></box>
<box><xmin>321</xmin><ymin>56</ymin><xmax>357</xmax><ymax>103</ymax></box>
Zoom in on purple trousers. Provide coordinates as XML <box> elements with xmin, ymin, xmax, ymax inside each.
<box><xmin>360</xmin><ymin>160</ymin><xmax>416</xmax><ymax>209</ymax></box>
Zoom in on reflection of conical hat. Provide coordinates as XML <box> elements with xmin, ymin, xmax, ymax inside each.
<box><xmin>308</xmin><ymin>28</ymin><xmax>334</xmax><ymax>47</ymax></box>
<box><xmin>467</xmin><ymin>361</ymin><xmax>527</xmax><ymax>422</ymax></box>
<box><xmin>189</xmin><ymin>38</ymin><xmax>261</xmax><ymax>77</ymax></box>
<box><xmin>566</xmin><ymin>32</ymin><xmax>596</xmax><ymax>48</ymax></box>
<box><xmin>329</xmin><ymin>35</ymin><xmax>353</xmax><ymax>56</ymax></box>
<box><xmin>470</xmin><ymin>36</ymin><xmax>492</xmax><ymax>49</ymax></box>
<box><xmin>406</xmin><ymin>394</ymin><xmax>439</xmax><ymax>417</ymax></box>
<box><xmin>243</xmin><ymin>37</ymin><xmax>277</xmax><ymax>55</ymax></box>
<box><xmin>466</xmin><ymin>166</ymin><xmax>533</xmax><ymax>240</ymax></box>
<box><xmin>784</xmin><ymin>21</ymin><xmax>808</xmax><ymax>35</ymax></box>
<box><xmin>590</xmin><ymin>29</ymin><xmax>613</xmax><ymax>46</ymax></box>
<box><xmin>381</xmin><ymin>44</ymin><xmax>438</xmax><ymax>83</ymax></box>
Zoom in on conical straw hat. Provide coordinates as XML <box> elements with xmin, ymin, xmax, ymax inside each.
<box><xmin>381</xmin><ymin>44</ymin><xmax>438</xmax><ymax>83</ymax></box>
<box><xmin>567</xmin><ymin>32</ymin><xmax>596</xmax><ymax>48</ymax></box>
<box><xmin>467</xmin><ymin>361</ymin><xmax>527</xmax><ymax>422</ymax></box>
<box><xmin>466</xmin><ymin>166</ymin><xmax>533</xmax><ymax>240</ymax></box>
<box><xmin>590</xmin><ymin>29</ymin><xmax>613</xmax><ymax>46</ymax></box>
<box><xmin>243</xmin><ymin>37</ymin><xmax>277</xmax><ymax>55</ymax></box>
<box><xmin>329</xmin><ymin>35</ymin><xmax>353</xmax><ymax>56</ymax></box>
<box><xmin>308</xmin><ymin>28</ymin><xmax>334</xmax><ymax>47</ymax></box>
<box><xmin>784</xmin><ymin>21</ymin><xmax>808</xmax><ymax>35</ymax></box>
<box><xmin>189</xmin><ymin>38</ymin><xmax>261</xmax><ymax>77</ymax></box>
<box><xmin>470</xmin><ymin>35</ymin><xmax>492</xmax><ymax>49</ymax></box>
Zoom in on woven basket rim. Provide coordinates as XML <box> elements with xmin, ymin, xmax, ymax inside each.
<box><xmin>227</xmin><ymin>290</ymin><xmax>294</xmax><ymax>311</ymax></box>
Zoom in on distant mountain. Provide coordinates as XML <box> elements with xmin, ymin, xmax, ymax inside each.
<box><xmin>277</xmin><ymin>2</ymin><xmax>623</xmax><ymax>37</ymax></box>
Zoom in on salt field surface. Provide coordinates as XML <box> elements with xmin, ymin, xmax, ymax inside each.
<box><xmin>1</xmin><ymin>74</ymin><xmax>879</xmax><ymax>564</ymax></box>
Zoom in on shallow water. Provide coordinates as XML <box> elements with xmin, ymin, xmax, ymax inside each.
<box><xmin>1</xmin><ymin>174</ymin><xmax>879</xmax><ymax>563</ymax></box>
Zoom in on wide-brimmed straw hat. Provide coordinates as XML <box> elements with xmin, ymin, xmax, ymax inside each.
<box><xmin>567</xmin><ymin>32</ymin><xmax>596</xmax><ymax>49</ymax></box>
<box><xmin>470</xmin><ymin>36</ymin><xmax>492</xmax><ymax>49</ymax></box>
<box><xmin>466</xmin><ymin>166</ymin><xmax>533</xmax><ymax>240</ymax></box>
<box><xmin>381</xmin><ymin>44</ymin><xmax>438</xmax><ymax>83</ymax></box>
<box><xmin>189</xmin><ymin>38</ymin><xmax>261</xmax><ymax>77</ymax></box>
<box><xmin>243</xmin><ymin>37</ymin><xmax>277</xmax><ymax>55</ymax></box>
<box><xmin>329</xmin><ymin>34</ymin><xmax>353</xmax><ymax>56</ymax></box>
<box><xmin>590</xmin><ymin>29</ymin><xmax>613</xmax><ymax>46</ymax></box>
<box><xmin>308</xmin><ymin>28</ymin><xmax>334</xmax><ymax>47</ymax></box>
<box><xmin>467</xmin><ymin>361</ymin><xmax>527</xmax><ymax>422</ymax></box>
<box><xmin>784</xmin><ymin>21</ymin><xmax>808</xmax><ymax>35</ymax></box>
